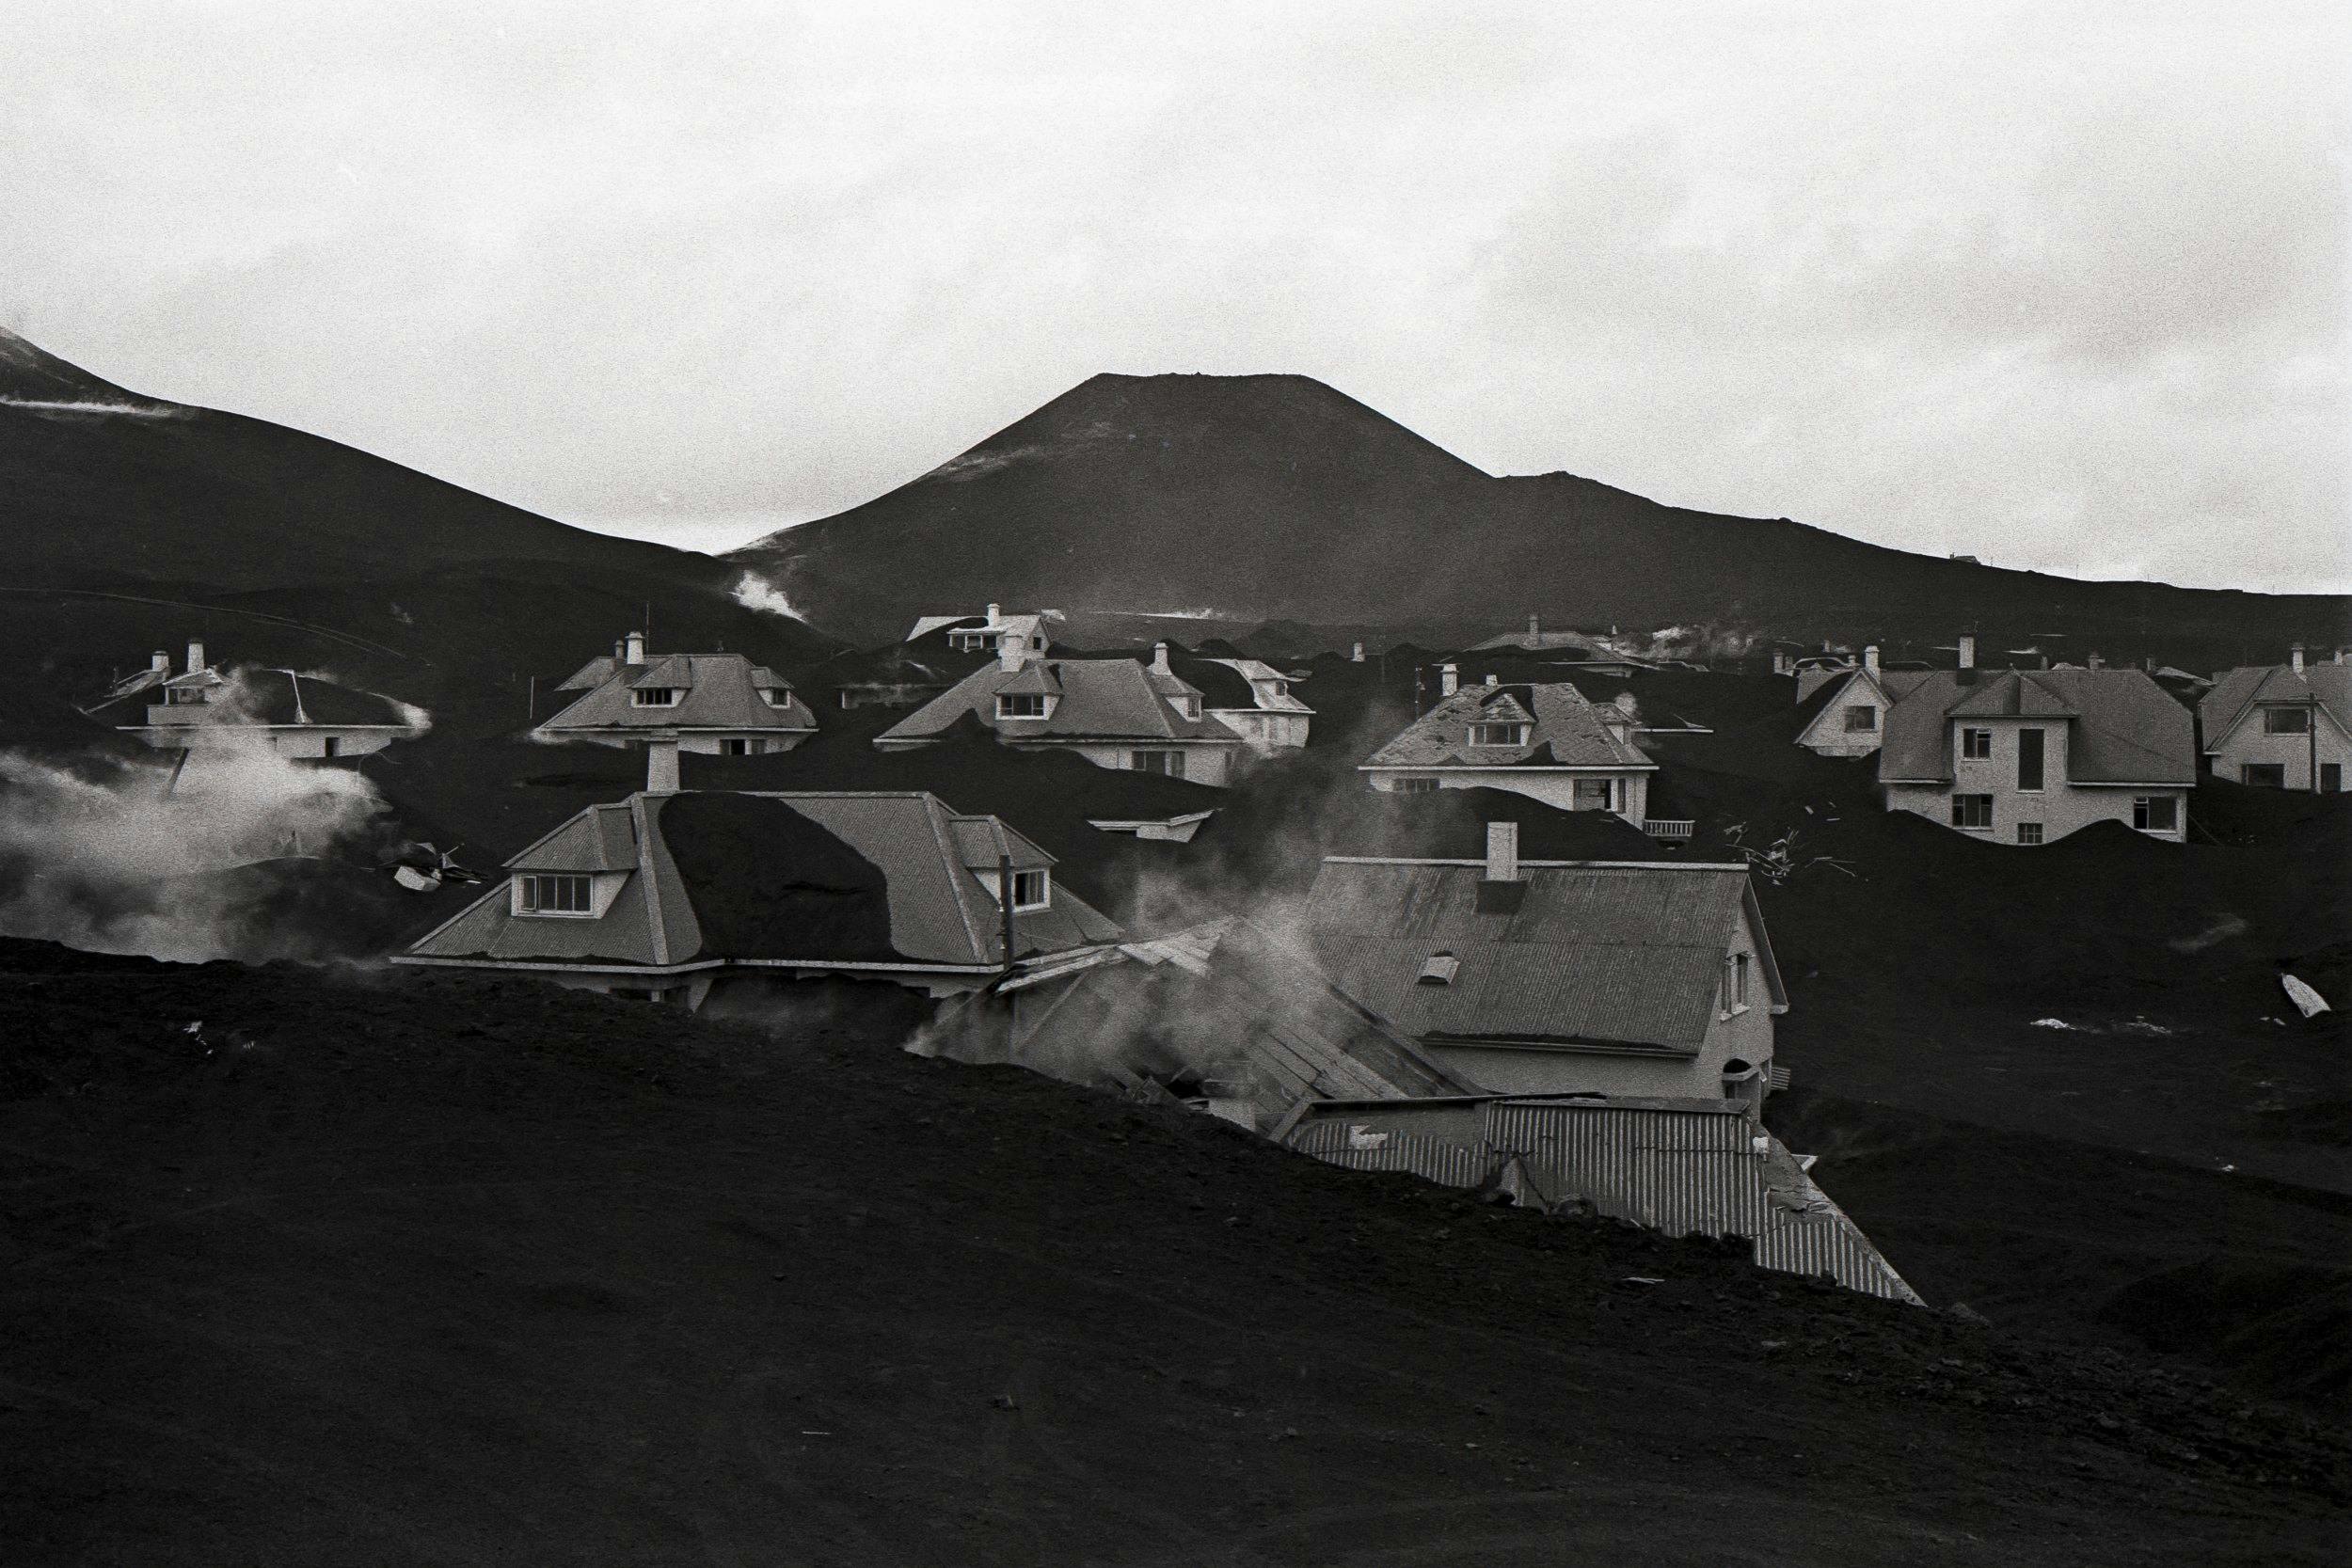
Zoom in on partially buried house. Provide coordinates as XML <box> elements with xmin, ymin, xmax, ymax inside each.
<box><xmin>2197</xmin><ymin>644</ymin><xmax>2350</xmax><ymax>793</ymax></box>
<box><xmin>533</xmin><ymin>630</ymin><xmax>818</xmax><ymax>788</ymax></box>
<box><xmin>85</xmin><ymin>640</ymin><xmax>425</xmax><ymax>757</ymax></box>
<box><xmin>1359</xmin><ymin>670</ymin><xmax>1657</xmax><ymax>824</ymax></box>
<box><xmin>873</xmin><ymin>639</ymin><xmax>1244</xmax><ymax>785</ymax></box>
<box><xmin>1298</xmin><ymin>823</ymin><xmax>1788</xmax><ymax>1106</ymax></box>
<box><xmin>393</xmin><ymin>790</ymin><xmax>1122</xmax><ymax>1007</ymax></box>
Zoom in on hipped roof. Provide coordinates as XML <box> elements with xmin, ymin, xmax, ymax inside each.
<box><xmin>538</xmin><ymin>652</ymin><xmax>815</xmax><ymax>735</ymax></box>
<box><xmin>1877</xmin><ymin>669</ymin><xmax>2195</xmax><ymax>784</ymax></box>
<box><xmin>1364</xmin><ymin>681</ymin><xmax>1653</xmax><ymax>770</ymax></box>
<box><xmin>878</xmin><ymin>657</ymin><xmax>1232</xmax><ymax>743</ymax></box>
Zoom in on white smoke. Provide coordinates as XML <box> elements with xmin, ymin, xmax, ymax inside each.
<box><xmin>732</xmin><ymin>570</ymin><xmax>805</xmax><ymax>621</ymax></box>
<box><xmin>0</xmin><ymin>742</ymin><xmax>393</xmax><ymax>962</ymax></box>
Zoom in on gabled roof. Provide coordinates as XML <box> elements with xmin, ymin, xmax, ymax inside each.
<box><xmin>1362</xmin><ymin>681</ymin><xmax>1654</xmax><ymax>770</ymax></box>
<box><xmin>1878</xmin><ymin>669</ymin><xmax>2196</xmax><ymax>784</ymax></box>
<box><xmin>877</xmin><ymin>657</ymin><xmax>1234</xmax><ymax>744</ymax></box>
<box><xmin>537</xmin><ymin>652</ymin><xmax>815</xmax><ymax>735</ymax></box>
<box><xmin>1299</xmin><ymin>859</ymin><xmax>1785</xmax><ymax>1053</ymax></box>
<box><xmin>2198</xmin><ymin>663</ymin><xmax>2352</xmax><ymax>752</ymax></box>
<box><xmin>405</xmin><ymin>791</ymin><xmax>1120</xmax><ymax>971</ymax></box>
<box><xmin>907</xmin><ymin>610</ymin><xmax>1050</xmax><ymax>647</ymax></box>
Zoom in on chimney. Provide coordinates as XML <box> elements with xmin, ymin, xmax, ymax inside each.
<box><xmin>1528</xmin><ymin>613</ymin><xmax>1540</xmax><ymax>640</ymax></box>
<box><xmin>624</xmin><ymin>630</ymin><xmax>646</xmax><ymax>665</ymax></box>
<box><xmin>1152</xmin><ymin>641</ymin><xmax>1170</xmax><ymax>673</ymax></box>
<box><xmin>2087</xmin><ymin>651</ymin><xmax>2104</xmax><ymax>670</ymax></box>
<box><xmin>998</xmin><ymin>635</ymin><xmax>1026</xmax><ymax>673</ymax></box>
<box><xmin>985</xmin><ymin>602</ymin><xmax>1001</xmax><ymax>625</ymax></box>
<box><xmin>2290</xmin><ymin>643</ymin><xmax>2305</xmax><ymax>674</ymax></box>
<box><xmin>1485</xmin><ymin>673</ymin><xmax>1499</xmax><ymax>689</ymax></box>
<box><xmin>1350</xmin><ymin>641</ymin><xmax>1364</xmax><ymax>663</ymax></box>
<box><xmin>1439</xmin><ymin>663</ymin><xmax>1458</xmax><ymax>697</ymax></box>
<box><xmin>1957</xmin><ymin>632</ymin><xmax>1976</xmax><ymax>671</ymax></box>
<box><xmin>1863</xmin><ymin>644</ymin><xmax>1880</xmax><ymax>674</ymax></box>
<box><xmin>2335</xmin><ymin>648</ymin><xmax>2348</xmax><ymax>666</ymax></box>
<box><xmin>150</xmin><ymin>650</ymin><xmax>169</xmax><ymax>674</ymax></box>
<box><xmin>644</xmin><ymin>739</ymin><xmax>680</xmax><ymax>793</ymax></box>
<box><xmin>1485</xmin><ymin>819</ymin><xmax>1519</xmax><ymax>883</ymax></box>
<box><xmin>185</xmin><ymin>640</ymin><xmax>205</xmax><ymax>674</ymax></box>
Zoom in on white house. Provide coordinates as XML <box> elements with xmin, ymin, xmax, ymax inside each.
<box><xmin>86</xmin><ymin>641</ymin><xmax>425</xmax><ymax>757</ymax></box>
<box><xmin>904</xmin><ymin>604</ymin><xmax>1054</xmax><ymax>660</ymax></box>
<box><xmin>1877</xmin><ymin>654</ymin><xmax>2196</xmax><ymax>845</ymax></box>
<box><xmin>874</xmin><ymin>641</ymin><xmax>1243</xmax><ymax>785</ymax></box>
<box><xmin>1297</xmin><ymin>823</ymin><xmax>1788</xmax><ymax>1106</ymax></box>
<box><xmin>1359</xmin><ymin>668</ymin><xmax>1657</xmax><ymax>823</ymax></box>
<box><xmin>1181</xmin><ymin>653</ymin><xmax>1313</xmax><ymax>751</ymax></box>
<box><xmin>2197</xmin><ymin>646</ymin><xmax>2350</xmax><ymax>793</ymax></box>
<box><xmin>394</xmin><ymin>789</ymin><xmax>1123</xmax><ymax>1006</ymax></box>
<box><xmin>1794</xmin><ymin>646</ymin><xmax>1936</xmax><ymax>757</ymax></box>
<box><xmin>535</xmin><ymin>631</ymin><xmax>818</xmax><ymax>788</ymax></box>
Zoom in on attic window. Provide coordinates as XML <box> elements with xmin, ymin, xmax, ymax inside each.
<box><xmin>1416</xmin><ymin>952</ymin><xmax>1460</xmax><ymax>987</ymax></box>
<box><xmin>630</xmin><ymin>688</ymin><xmax>681</xmax><ymax>707</ymax></box>
<box><xmin>1842</xmin><ymin>705</ymin><xmax>1878</xmax><ymax>732</ymax></box>
<box><xmin>997</xmin><ymin>692</ymin><xmax>1048</xmax><ymax>720</ymax></box>
<box><xmin>167</xmin><ymin>687</ymin><xmax>209</xmax><ymax>705</ymax></box>
<box><xmin>1009</xmin><ymin>869</ymin><xmax>1050</xmax><ymax>911</ymax></box>
<box><xmin>1174</xmin><ymin>695</ymin><xmax>1201</xmax><ymax>720</ymax></box>
<box><xmin>517</xmin><ymin>873</ymin><xmax>594</xmax><ymax>916</ymax></box>
<box><xmin>759</xmin><ymin>688</ymin><xmax>790</xmax><ymax>707</ymax></box>
<box><xmin>2264</xmin><ymin>706</ymin><xmax>2312</xmax><ymax>735</ymax></box>
<box><xmin>1468</xmin><ymin>721</ymin><xmax>1529</xmax><ymax>747</ymax></box>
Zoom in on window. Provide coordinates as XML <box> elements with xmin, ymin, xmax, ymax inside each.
<box><xmin>518</xmin><ymin>873</ymin><xmax>594</xmax><ymax>915</ymax></box>
<box><xmin>2241</xmin><ymin>764</ymin><xmax>2286</xmax><ymax>788</ymax></box>
<box><xmin>1131</xmin><ymin>750</ymin><xmax>1184</xmax><ymax>777</ymax></box>
<box><xmin>322</xmin><ymin>736</ymin><xmax>341</xmax><ymax>759</ymax></box>
<box><xmin>630</xmin><ymin>688</ymin><xmax>680</xmax><ymax>707</ymax></box>
<box><xmin>2016</xmin><ymin>822</ymin><xmax>2043</xmax><ymax>846</ymax></box>
<box><xmin>1009</xmin><ymin>869</ymin><xmax>1049</xmax><ymax>911</ymax></box>
<box><xmin>2264</xmin><ymin>706</ymin><xmax>2311</xmax><ymax>735</ymax></box>
<box><xmin>2133</xmin><ymin>796</ymin><xmax>2178</xmax><ymax>832</ymax></box>
<box><xmin>1950</xmin><ymin>794</ymin><xmax>1994</xmax><ymax>830</ymax></box>
<box><xmin>1961</xmin><ymin>728</ymin><xmax>1993</xmax><ymax>760</ymax></box>
<box><xmin>1172</xmin><ymin>695</ymin><xmax>1201</xmax><ymax>720</ymax></box>
<box><xmin>759</xmin><ymin>688</ymin><xmax>790</xmax><ymax>707</ymax></box>
<box><xmin>2324</xmin><ymin>764</ymin><xmax>2343</xmax><ymax>794</ymax></box>
<box><xmin>1572</xmin><ymin>779</ymin><xmax>1614</xmax><ymax>812</ymax></box>
<box><xmin>1393</xmin><ymin>776</ymin><xmax>1438</xmax><ymax>794</ymax></box>
<box><xmin>167</xmin><ymin>687</ymin><xmax>208</xmax><ymax>705</ymax></box>
<box><xmin>1468</xmin><ymin>721</ymin><xmax>1530</xmax><ymax>747</ymax></box>
<box><xmin>721</xmin><ymin>737</ymin><xmax>758</xmax><ymax>756</ymax></box>
<box><xmin>1417</xmin><ymin>952</ymin><xmax>1460</xmax><ymax>986</ymax></box>
<box><xmin>1842</xmin><ymin>705</ymin><xmax>1878</xmax><ymax>733</ymax></box>
<box><xmin>1721</xmin><ymin>952</ymin><xmax>1750</xmax><ymax>1014</ymax></box>
<box><xmin>996</xmin><ymin>692</ymin><xmax>1048</xmax><ymax>720</ymax></box>
<box><xmin>2017</xmin><ymin>727</ymin><xmax>2045</xmax><ymax>792</ymax></box>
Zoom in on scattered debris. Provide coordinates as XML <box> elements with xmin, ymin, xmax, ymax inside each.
<box><xmin>2030</xmin><ymin>1018</ymin><xmax>2075</xmax><ymax>1031</ymax></box>
<box><xmin>2279</xmin><ymin>973</ymin><xmax>2330</xmax><ymax>1020</ymax></box>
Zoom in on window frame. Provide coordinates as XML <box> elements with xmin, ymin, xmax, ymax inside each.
<box><xmin>1467</xmin><ymin>721</ymin><xmax>1531</xmax><ymax>748</ymax></box>
<box><xmin>2263</xmin><ymin>705</ymin><xmax>2312</xmax><ymax>735</ymax></box>
<box><xmin>2016</xmin><ymin>822</ymin><xmax>2043</xmax><ymax>846</ymax></box>
<box><xmin>1393</xmin><ymin>776</ymin><xmax>1438</xmax><ymax>794</ymax></box>
<box><xmin>1950</xmin><ymin>794</ymin><xmax>1994</xmax><ymax>830</ymax></box>
<box><xmin>2132</xmin><ymin>796</ymin><xmax>2178</xmax><ymax>832</ymax></box>
<box><xmin>2240</xmin><ymin>764</ymin><xmax>2286</xmax><ymax>788</ymax></box>
<box><xmin>629</xmin><ymin>687</ymin><xmax>681</xmax><ymax>708</ymax></box>
<box><xmin>2016</xmin><ymin>726</ymin><xmax>2046</xmax><ymax>792</ymax></box>
<box><xmin>1842</xmin><ymin>705</ymin><xmax>1879</xmax><ymax>733</ymax></box>
<box><xmin>1961</xmin><ymin>727</ymin><xmax>1994</xmax><ymax>760</ymax></box>
<box><xmin>1721</xmin><ymin>952</ymin><xmax>1752</xmax><ymax>1016</ymax></box>
<box><xmin>1009</xmin><ymin>868</ymin><xmax>1050</xmax><ymax>911</ymax></box>
<box><xmin>1130</xmin><ymin>749</ymin><xmax>1185</xmax><ymax>778</ymax></box>
<box><xmin>516</xmin><ymin>872</ymin><xmax>596</xmax><ymax>917</ymax></box>
<box><xmin>995</xmin><ymin>691</ymin><xmax>1049</xmax><ymax>720</ymax></box>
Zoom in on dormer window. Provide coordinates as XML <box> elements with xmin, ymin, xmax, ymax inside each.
<box><xmin>1173</xmin><ymin>695</ymin><xmax>1201</xmax><ymax>720</ymax></box>
<box><xmin>1417</xmin><ymin>952</ymin><xmax>1460</xmax><ymax>986</ymax></box>
<box><xmin>759</xmin><ymin>688</ymin><xmax>790</xmax><ymax>707</ymax></box>
<box><xmin>997</xmin><ymin>692</ymin><xmax>1048</xmax><ymax>720</ymax></box>
<box><xmin>1468</xmin><ymin>721</ymin><xmax>1529</xmax><ymax>747</ymax></box>
<box><xmin>1009</xmin><ymin>869</ymin><xmax>1050</xmax><ymax>911</ymax></box>
<box><xmin>630</xmin><ymin>688</ymin><xmax>681</xmax><ymax>707</ymax></box>
<box><xmin>516</xmin><ymin>873</ymin><xmax>594</xmax><ymax>916</ymax></box>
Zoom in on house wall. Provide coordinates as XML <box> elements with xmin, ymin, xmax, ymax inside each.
<box><xmin>2206</xmin><ymin>711</ymin><xmax>2350</xmax><ymax>790</ymax></box>
<box><xmin>1210</xmin><ymin>709</ymin><xmax>1311</xmax><ymax>751</ymax></box>
<box><xmin>558</xmin><ymin>731</ymin><xmax>810</xmax><ymax>754</ymax></box>
<box><xmin>1366</xmin><ymin>768</ymin><xmax>1648</xmax><ymax>824</ymax></box>
<box><xmin>131</xmin><ymin>725</ymin><xmax>404</xmax><ymax>757</ymax></box>
<box><xmin>1796</xmin><ymin>682</ymin><xmax>1888</xmax><ymax>757</ymax></box>
<box><xmin>1884</xmin><ymin>719</ymin><xmax>2187</xmax><ymax>844</ymax></box>
<box><xmin>1024</xmin><ymin>740</ymin><xmax>1235</xmax><ymax>787</ymax></box>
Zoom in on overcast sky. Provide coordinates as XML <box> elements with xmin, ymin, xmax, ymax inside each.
<box><xmin>5</xmin><ymin>2</ymin><xmax>2344</xmax><ymax>592</ymax></box>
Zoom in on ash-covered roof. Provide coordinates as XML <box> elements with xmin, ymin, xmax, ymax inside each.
<box><xmin>1363</xmin><ymin>681</ymin><xmax>1653</xmax><ymax>771</ymax></box>
<box><xmin>2198</xmin><ymin>663</ymin><xmax>2352</xmax><ymax>750</ymax></box>
<box><xmin>405</xmin><ymin>790</ymin><xmax>1119</xmax><ymax>971</ymax></box>
<box><xmin>877</xmin><ymin>657</ymin><xmax>1233</xmax><ymax>744</ymax></box>
<box><xmin>1300</xmin><ymin>859</ymin><xmax>1782</xmax><ymax>1053</ymax></box>
<box><xmin>1878</xmin><ymin>669</ymin><xmax>2195</xmax><ymax>784</ymax></box>
<box><xmin>537</xmin><ymin>652</ymin><xmax>815</xmax><ymax>736</ymax></box>
<box><xmin>90</xmin><ymin>664</ymin><xmax>417</xmax><ymax>730</ymax></box>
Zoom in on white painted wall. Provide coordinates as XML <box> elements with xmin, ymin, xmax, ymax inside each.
<box><xmin>1884</xmin><ymin>717</ymin><xmax>2189</xmax><ymax>846</ymax></box>
<box><xmin>2206</xmin><ymin>709</ymin><xmax>2349</xmax><ymax>790</ymax></box>
<box><xmin>1365</xmin><ymin>768</ymin><xmax>1650</xmax><ymax>824</ymax></box>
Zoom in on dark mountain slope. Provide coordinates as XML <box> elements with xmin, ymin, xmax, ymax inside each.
<box><xmin>733</xmin><ymin>372</ymin><xmax>2349</xmax><ymax>658</ymax></box>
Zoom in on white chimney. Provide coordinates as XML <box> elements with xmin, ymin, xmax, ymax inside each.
<box><xmin>1350</xmin><ymin>641</ymin><xmax>1365</xmax><ymax>662</ymax></box>
<box><xmin>1485</xmin><ymin>819</ymin><xmax>1519</xmax><ymax>883</ymax></box>
<box><xmin>2335</xmin><ymin>648</ymin><xmax>2348</xmax><ymax>666</ymax></box>
<box><xmin>150</xmin><ymin>650</ymin><xmax>169</xmax><ymax>674</ymax></box>
<box><xmin>1957</xmin><ymin>632</ymin><xmax>1976</xmax><ymax>671</ymax></box>
<box><xmin>185</xmin><ymin>640</ymin><xmax>205</xmax><ymax>674</ymax></box>
<box><xmin>1152</xmin><ymin>641</ymin><xmax>1170</xmax><ymax>673</ymax></box>
<box><xmin>1864</xmin><ymin>644</ymin><xmax>1880</xmax><ymax>674</ymax></box>
<box><xmin>624</xmin><ymin>630</ymin><xmax>646</xmax><ymax>665</ymax></box>
<box><xmin>644</xmin><ymin>739</ymin><xmax>680</xmax><ymax>793</ymax></box>
<box><xmin>998</xmin><ymin>636</ymin><xmax>1026</xmax><ymax>673</ymax></box>
<box><xmin>1439</xmin><ymin>663</ymin><xmax>1458</xmax><ymax>697</ymax></box>
<box><xmin>1527</xmin><ymin>613</ymin><xmax>1539</xmax><ymax>640</ymax></box>
<box><xmin>1485</xmin><ymin>673</ymin><xmax>1499</xmax><ymax>689</ymax></box>
<box><xmin>2088</xmin><ymin>651</ymin><xmax>2104</xmax><ymax>670</ymax></box>
<box><xmin>2290</xmin><ymin>643</ymin><xmax>2305</xmax><ymax>674</ymax></box>
<box><xmin>985</xmin><ymin>602</ymin><xmax>1001</xmax><ymax>625</ymax></box>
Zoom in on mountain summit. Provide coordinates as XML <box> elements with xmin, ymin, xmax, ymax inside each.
<box><xmin>733</xmin><ymin>372</ymin><xmax>2347</xmax><ymax>655</ymax></box>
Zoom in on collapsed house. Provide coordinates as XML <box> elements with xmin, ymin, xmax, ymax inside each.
<box><xmin>393</xmin><ymin>789</ymin><xmax>1122</xmax><ymax>1006</ymax></box>
<box><xmin>1298</xmin><ymin>824</ymin><xmax>1787</xmax><ymax>1104</ymax></box>
<box><xmin>534</xmin><ymin>631</ymin><xmax>818</xmax><ymax>787</ymax></box>
<box><xmin>1282</xmin><ymin>1095</ymin><xmax>1919</xmax><ymax>1303</ymax></box>
<box><xmin>85</xmin><ymin>641</ymin><xmax>426</xmax><ymax>757</ymax></box>
<box><xmin>1359</xmin><ymin>671</ymin><xmax>1659</xmax><ymax>823</ymax></box>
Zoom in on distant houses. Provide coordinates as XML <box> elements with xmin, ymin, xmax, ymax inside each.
<box><xmin>85</xmin><ymin>640</ymin><xmax>425</xmax><ymax>757</ymax></box>
<box><xmin>875</xmin><ymin>640</ymin><xmax>1246</xmax><ymax>785</ymax></box>
<box><xmin>1876</xmin><ymin>655</ymin><xmax>2195</xmax><ymax>845</ymax></box>
<box><xmin>1297</xmin><ymin>824</ymin><xmax>1788</xmax><ymax>1106</ymax></box>
<box><xmin>394</xmin><ymin>789</ymin><xmax>1121</xmax><ymax>1005</ymax></box>
<box><xmin>534</xmin><ymin>630</ymin><xmax>818</xmax><ymax>788</ymax></box>
<box><xmin>1360</xmin><ymin>668</ymin><xmax>1656</xmax><ymax>824</ymax></box>
<box><xmin>904</xmin><ymin>603</ymin><xmax>1055</xmax><ymax>661</ymax></box>
<box><xmin>2198</xmin><ymin>645</ymin><xmax>2349</xmax><ymax>792</ymax></box>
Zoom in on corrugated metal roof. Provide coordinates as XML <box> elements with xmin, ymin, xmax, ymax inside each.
<box><xmin>1301</xmin><ymin>861</ymin><xmax>1756</xmax><ymax>1051</ymax></box>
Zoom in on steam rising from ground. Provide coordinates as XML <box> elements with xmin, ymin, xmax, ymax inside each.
<box><xmin>732</xmin><ymin>571</ymin><xmax>804</xmax><ymax>621</ymax></box>
<box><xmin>0</xmin><ymin>744</ymin><xmax>392</xmax><ymax>962</ymax></box>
